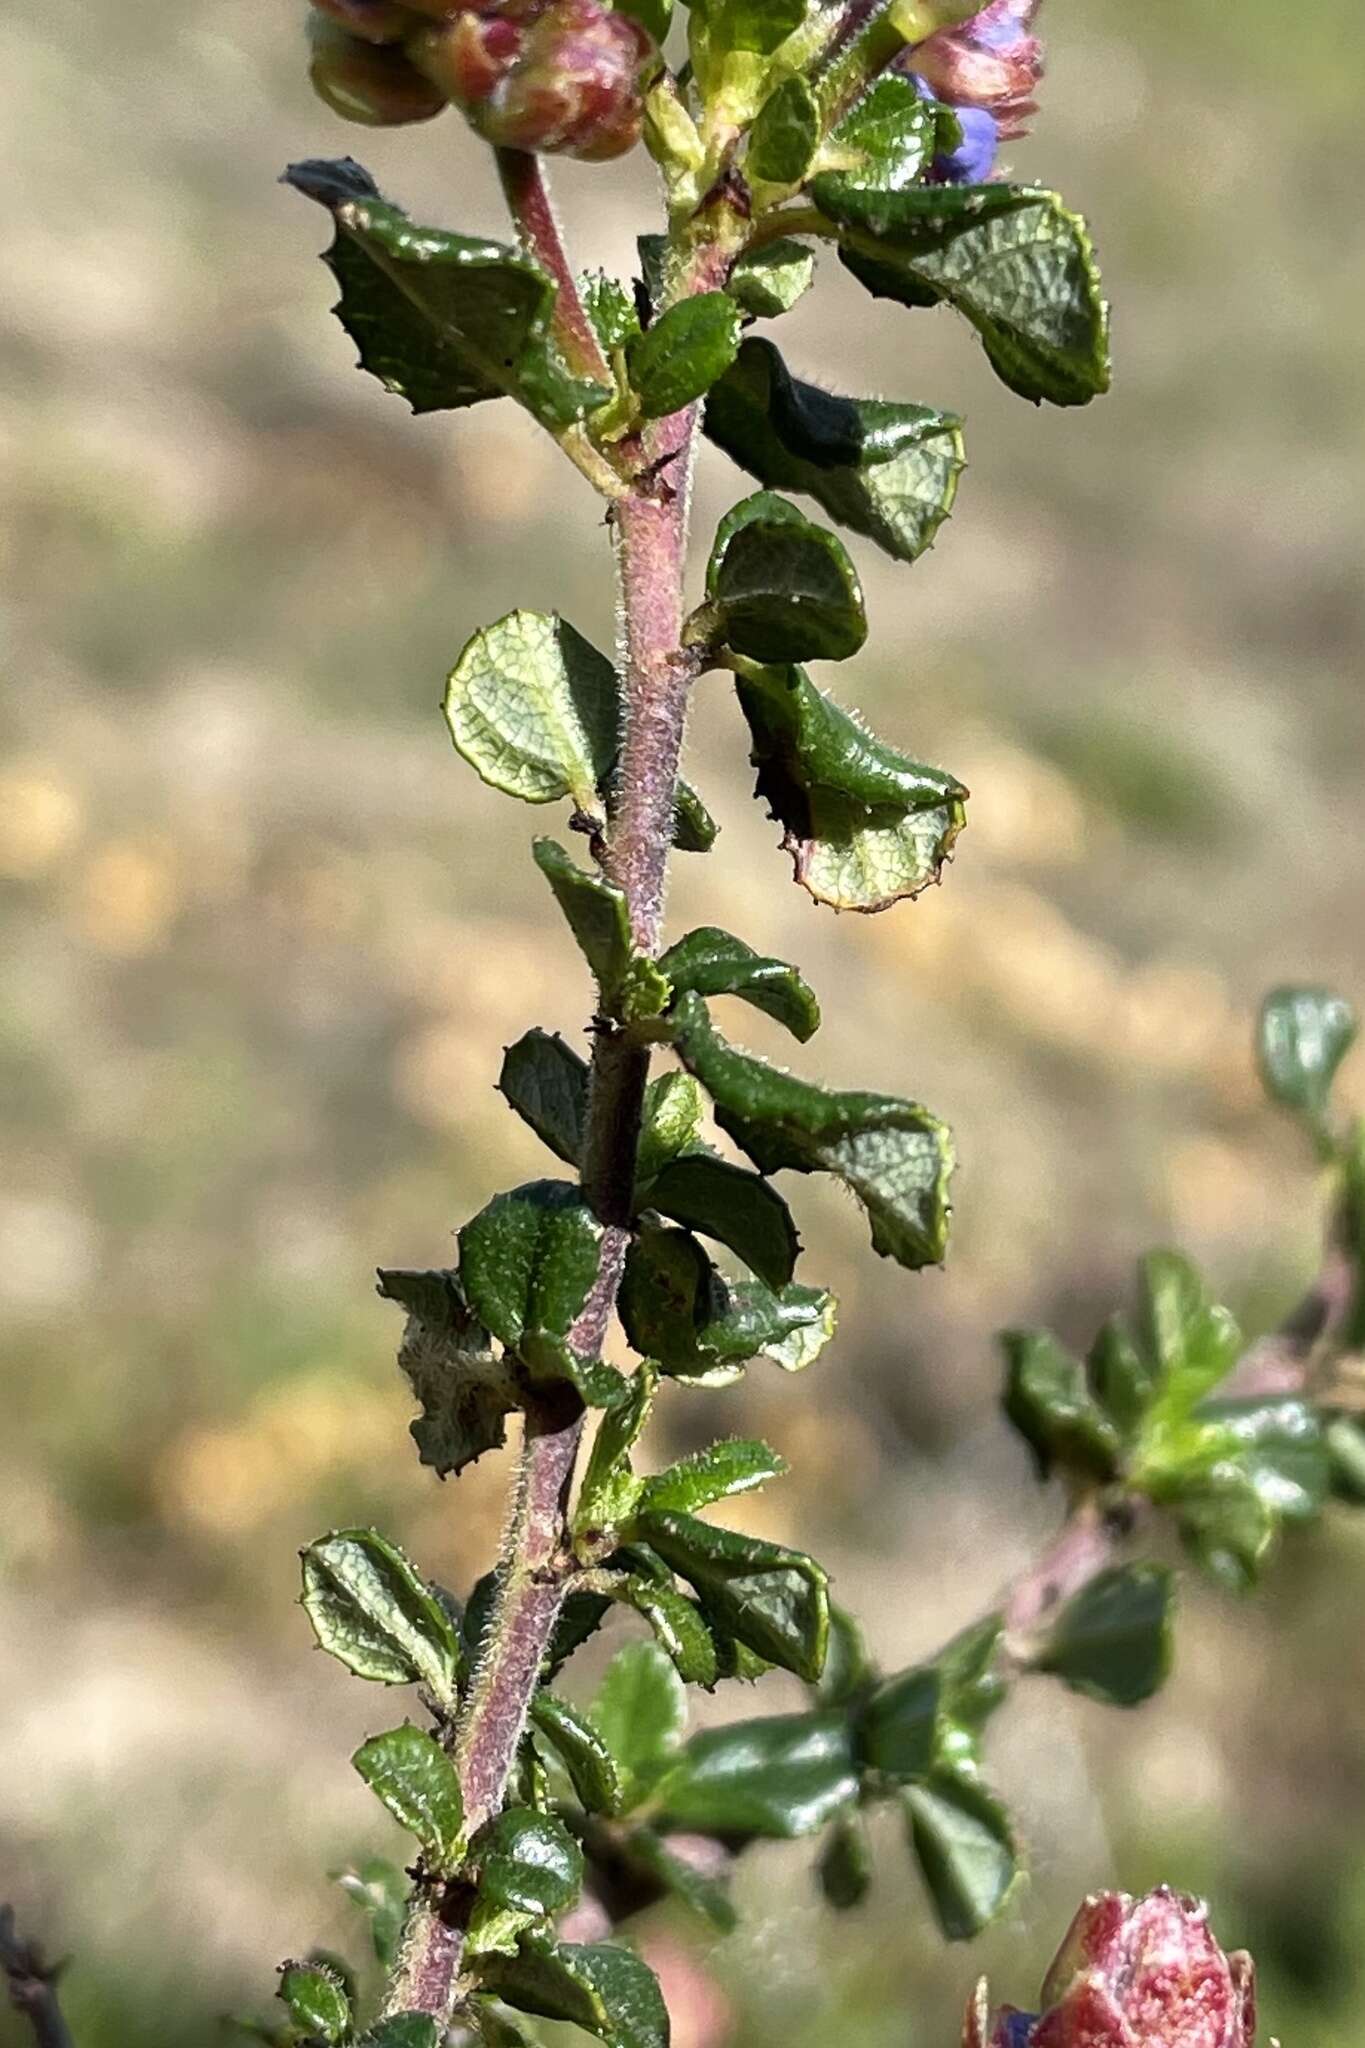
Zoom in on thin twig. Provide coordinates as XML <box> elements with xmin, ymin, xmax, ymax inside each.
<box><xmin>1</xmin><ymin>1909</ymin><xmax>75</xmax><ymax>2048</ymax></box>
<box><xmin>495</xmin><ymin>148</ymin><xmax>614</xmax><ymax>387</ymax></box>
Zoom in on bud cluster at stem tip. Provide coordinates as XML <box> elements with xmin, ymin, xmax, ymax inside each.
<box><xmin>903</xmin><ymin>0</ymin><xmax>1043</xmax><ymax>186</ymax></box>
<box><xmin>307</xmin><ymin>0</ymin><xmax>658</xmax><ymax>159</ymax></box>
<box><xmin>965</xmin><ymin>1888</ymin><xmax>1258</xmax><ymax>2048</ymax></box>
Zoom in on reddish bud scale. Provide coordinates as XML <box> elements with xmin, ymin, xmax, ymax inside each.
<box><xmin>912</xmin><ymin>0</ymin><xmax>1042</xmax><ymax>141</ymax></box>
<box><xmin>966</xmin><ymin>1889</ymin><xmax>1257</xmax><ymax>2048</ymax></box>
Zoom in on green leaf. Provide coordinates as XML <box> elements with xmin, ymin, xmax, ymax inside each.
<box><xmin>830</xmin><ymin>183</ymin><xmax>1111</xmax><ymax>408</ymax></box>
<box><xmin>644</xmin><ymin>1151</ymin><xmax>801</xmax><ymax>1291</ymax></box>
<box><xmin>353</xmin><ymin>1725</ymin><xmax>465</xmax><ymax>1864</ymax></box>
<box><xmin>618</xmin><ymin>1222</ymin><xmax>830</xmax><ymax>1375</ymax></box>
<box><xmin>459</xmin><ymin>1179</ymin><xmax>602</xmax><ymax>1376</ymax></box>
<box><xmin>748</xmin><ymin>75</ymin><xmax>819</xmax><ymax>187</ymax></box>
<box><xmin>378</xmin><ymin>1268</ymin><xmax>518</xmax><ymax>1478</ymax></box>
<box><xmin>1198</xmin><ymin>1397</ymin><xmax>1329</xmax><ymax>1523</ymax></box>
<box><xmin>444</xmin><ymin>611</ymin><xmax>619</xmax><ymax>814</ymax></box>
<box><xmin>704</xmin><ymin>337</ymin><xmax>963</xmax><ymax>566</ymax></box>
<box><xmin>1086</xmin><ymin>1313</ymin><xmax>1155</xmax><ymax>1441</ymax></box>
<box><xmin>1170</xmin><ymin>1464</ymin><xmax>1277</xmax><ymax>1592</ymax></box>
<box><xmin>932</xmin><ymin>1615</ymin><xmax>1007</xmax><ymax>1762</ymax></box>
<box><xmin>532</xmin><ymin>839</ymin><xmax>633</xmax><ymax>1001</ymax></box>
<box><xmin>815</xmin><ymin>1602</ymin><xmax>873</xmax><ymax>1708</ymax></box>
<box><xmin>1033</xmin><ymin>1563</ymin><xmax>1175</xmax><ymax>1707</ymax></box>
<box><xmin>814</xmin><ymin>74</ymin><xmax>937</xmax><ymax>198</ymax></box>
<box><xmin>903</xmin><ymin>1772</ymin><xmax>1017</xmax><ymax>1940</ymax></box>
<box><xmin>334</xmin><ymin>1858</ymin><xmax>408</xmax><ymax>1970</ymax></box>
<box><xmin>621</xmin><ymin>1828</ymin><xmax>736</xmax><ymax>1931</ymax></box>
<box><xmin>499</xmin><ymin>1031</ymin><xmax>589</xmax><ymax>1168</ymax></box>
<box><xmin>727</xmin><ymin>241</ymin><xmax>816</xmax><ymax>320</ymax></box>
<box><xmin>628</xmin><ymin>292</ymin><xmax>744</xmax><ymax>418</ymax></box>
<box><xmin>577</xmin><ymin>1364</ymin><xmax>655</xmax><ymax>1534</ymax></box>
<box><xmin>608</xmin><ymin>1576</ymin><xmax>721</xmax><ymax>1688</ymax></box>
<box><xmin>671</xmin><ymin>992</ymin><xmax>954</xmax><ymax>1269</ymax></box>
<box><xmin>360</xmin><ymin>2020</ymin><xmax>441</xmax><ymax>2048</ymax></box>
<box><xmin>638</xmin><ymin>1439</ymin><xmax>788</xmax><ymax>1517</ymax></box>
<box><xmin>581</xmin><ymin>270</ymin><xmax>641</xmax><ymax>353</ymax></box>
<box><xmin>637</xmin><ymin>1507</ymin><xmax>828</xmax><ymax>1680</ymax></box>
<box><xmin>733</xmin><ymin>661</ymin><xmax>967</xmax><ymax>910</ymax></box>
<box><xmin>481</xmin><ymin>1937</ymin><xmax>668</xmax><ymax>2048</ymax></box>
<box><xmin>301</xmin><ymin>1527</ymin><xmax>462</xmax><ymax>1705</ymax></box>
<box><xmin>284</xmin><ymin>160</ymin><xmax>609</xmax><ymax>429</ymax></box>
<box><xmin>857</xmin><ymin>1665</ymin><xmax>940</xmax><ymax>1782</ymax></box>
<box><xmin>1000</xmin><ymin>1330</ymin><xmax>1123</xmax><ymax>1483</ymax></box>
<box><xmin>1327</xmin><ymin>1415</ymin><xmax>1365</xmax><ymax>1503</ymax></box>
<box><xmin>704</xmin><ymin>493</ymin><xmax>867</xmax><ymax>664</ymax></box>
<box><xmin>615</xmin><ymin>0</ymin><xmax>673</xmax><ymax>46</ymax></box>
<box><xmin>476</xmin><ymin>1807</ymin><xmax>584</xmax><ymax>1918</ymax></box>
<box><xmin>658</xmin><ymin>925</ymin><xmax>820</xmax><ymax>1042</ymax></box>
<box><xmin>1257</xmin><ymin>985</ymin><xmax>1358</xmax><ymax>1131</ymax></box>
<box><xmin>591</xmin><ymin>1641</ymin><xmax>688</xmax><ymax>1796</ymax></box>
<box><xmin>1130</xmin><ymin>1252</ymin><xmax>1242</xmax><ymax>1472</ymax></box>
<box><xmin>656</xmin><ymin>1712</ymin><xmax>857</xmax><ymax>1838</ymax></box>
<box><xmin>531</xmin><ymin>1692</ymin><xmax>626</xmax><ymax>1817</ymax></box>
<box><xmin>818</xmin><ymin>1811</ymin><xmax>873</xmax><ymax>1910</ymax></box>
<box><xmin>636</xmin><ymin>1073</ymin><xmax>707</xmax><ymax>1186</ymax></box>
<box><xmin>278</xmin><ymin>1961</ymin><xmax>351</xmax><ymax>2044</ymax></box>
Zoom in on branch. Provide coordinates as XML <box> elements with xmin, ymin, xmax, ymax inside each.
<box><xmin>495</xmin><ymin>148</ymin><xmax>613</xmax><ymax>387</ymax></box>
<box><xmin>1</xmin><ymin>1910</ymin><xmax>75</xmax><ymax>2048</ymax></box>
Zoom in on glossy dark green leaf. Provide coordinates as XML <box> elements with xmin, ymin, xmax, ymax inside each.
<box><xmin>285</xmin><ymin>160</ymin><xmax>609</xmax><ymax>429</ymax></box>
<box><xmin>857</xmin><ymin>1665</ymin><xmax>940</xmax><ymax>1782</ymax></box>
<box><xmin>591</xmin><ymin>1641</ymin><xmax>688</xmax><ymax>1797</ymax></box>
<box><xmin>727</xmin><ymin>240</ymin><xmax>816</xmax><ymax>319</ymax></box>
<box><xmin>638</xmin><ymin>1507</ymin><xmax>828</xmax><ymax>1680</ymax></box>
<box><xmin>353</xmin><ymin>1725</ymin><xmax>465</xmax><ymax>1864</ymax></box>
<box><xmin>1001</xmin><ymin>1329</ymin><xmax>1123</xmax><ymax>1482</ymax></box>
<box><xmin>658</xmin><ymin>925</ymin><xmax>820</xmax><ymax>1041</ymax></box>
<box><xmin>815</xmin><ymin>1602</ymin><xmax>873</xmax><ymax>1709</ymax></box>
<box><xmin>1327</xmin><ymin>1415</ymin><xmax>1365</xmax><ymax>1502</ymax></box>
<box><xmin>334</xmin><ymin>1858</ymin><xmax>408</xmax><ymax>1970</ymax></box>
<box><xmin>638</xmin><ymin>1439</ymin><xmax>787</xmax><ymax>1517</ymax></box>
<box><xmin>609</xmin><ymin>1576</ymin><xmax>721</xmax><ymax>1687</ymax></box>
<box><xmin>476</xmin><ymin>1807</ymin><xmax>584</xmax><ymax>1918</ymax></box>
<box><xmin>704</xmin><ymin>337</ymin><xmax>963</xmax><ymax>566</ymax></box>
<box><xmin>623</xmin><ymin>1827</ymin><xmax>737</xmax><ymax>1931</ymax></box>
<box><xmin>830</xmin><ymin>183</ymin><xmax>1110</xmax><ymax>408</ymax></box>
<box><xmin>481</xmin><ymin>1936</ymin><xmax>668</xmax><ymax>2048</ymax></box>
<box><xmin>278</xmin><ymin>1961</ymin><xmax>351</xmax><ymax>2044</ymax></box>
<box><xmin>748</xmin><ymin>75</ymin><xmax>819</xmax><ymax>186</ymax></box>
<box><xmin>445</xmin><ymin>611</ymin><xmax>619</xmax><ymax>814</ymax></box>
<box><xmin>814</xmin><ymin>74</ymin><xmax>937</xmax><ymax>199</ymax></box>
<box><xmin>301</xmin><ymin>1527</ymin><xmax>462</xmax><ymax>1704</ymax></box>
<box><xmin>904</xmin><ymin>1771</ymin><xmax>1017</xmax><ymax>1940</ymax></box>
<box><xmin>818</xmin><ymin>1810</ymin><xmax>873</xmax><ymax>1909</ymax></box>
<box><xmin>360</xmin><ymin>2020</ymin><xmax>441</xmax><ymax>2048</ymax></box>
<box><xmin>644</xmin><ymin>1151</ymin><xmax>800</xmax><ymax>1291</ymax></box>
<box><xmin>656</xmin><ymin>1712</ymin><xmax>857</xmax><ymax>1838</ymax></box>
<box><xmin>1086</xmin><ymin>1312</ymin><xmax>1155</xmax><ymax>1441</ymax></box>
<box><xmin>531</xmin><ymin>1691</ymin><xmax>626</xmax><ymax>1817</ymax></box>
<box><xmin>499</xmin><ymin>1031</ymin><xmax>589</xmax><ymax>1169</ymax></box>
<box><xmin>628</xmin><ymin>292</ymin><xmax>744</xmax><ymax>418</ymax></box>
<box><xmin>704</xmin><ymin>493</ymin><xmax>867</xmax><ymax>664</ymax></box>
<box><xmin>458</xmin><ymin>1179</ymin><xmax>602</xmax><ymax>1376</ymax></box>
<box><xmin>635</xmin><ymin>1073</ymin><xmax>706</xmax><ymax>1186</ymax></box>
<box><xmin>1033</xmin><ymin>1563</ymin><xmax>1175</xmax><ymax>1707</ymax></box>
<box><xmin>532</xmin><ymin>839</ymin><xmax>633</xmax><ymax>1002</ymax></box>
<box><xmin>932</xmin><ymin>1615</ymin><xmax>1007</xmax><ymax>1760</ymax></box>
<box><xmin>734</xmin><ymin>662</ymin><xmax>967</xmax><ymax>910</ymax></box>
<box><xmin>378</xmin><ymin>1267</ymin><xmax>517</xmax><ymax>1478</ymax></box>
<box><xmin>1169</xmin><ymin>1464</ymin><xmax>1276</xmax><ymax>1592</ymax></box>
<box><xmin>672</xmin><ymin>778</ymin><xmax>720</xmax><ymax>853</ymax></box>
<box><xmin>672</xmin><ymin>992</ymin><xmax>954</xmax><ymax>1268</ymax></box>
<box><xmin>1198</xmin><ymin>1397</ymin><xmax>1329</xmax><ymax>1522</ymax></box>
<box><xmin>1257</xmin><ymin>985</ymin><xmax>1357</xmax><ymax>1130</ymax></box>
<box><xmin>576</xmin><ymin>1364</ymin><xmax>655</xmax><ymax>1534</ymax></box>
<box><xmin>618</xmin><ymin>1222</ymin><xmax>832</xmax><ymax>1377</ymax></box>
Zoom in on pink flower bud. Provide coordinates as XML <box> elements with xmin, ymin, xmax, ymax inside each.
<box><xmin>410</xmin><ymin>0</ymin><xmax>655</xmax><ymax>160</ymax></box>
<box><xmin>913</xmin><ymin>0</ymin><xmax>1042</xmax><ymax>141</ymax></box>
<box><xmin>964</xmin><ymin>1888</ymin><xmax>1257</xmax><ymax>2048</ymax></box>
<box><xmin>307</xmin><ymin>13</ymin><xmax>448</xmax><ymax>124</ymax></box>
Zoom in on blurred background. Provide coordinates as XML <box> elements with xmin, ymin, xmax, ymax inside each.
<box><xmin>3</xmin><ymin>0</ymin><xmax>1364</xmax><ymax>2039</ymax></box>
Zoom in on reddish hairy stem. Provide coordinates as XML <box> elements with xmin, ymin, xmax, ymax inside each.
<box><xmin>383</xmin><ymin>218</ymin><xmax>736</xmax><ymax>2031</ymax></box>
<box><xmin>495</xmin><ymin>148</ymin><xmax>613</xmax><ymax>385</ymax></box>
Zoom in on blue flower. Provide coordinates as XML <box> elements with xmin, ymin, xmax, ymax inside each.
<box><xmin>933</xmin><ymin>103</ymin><xmax>999</xmax><ymax>183</ymax></box>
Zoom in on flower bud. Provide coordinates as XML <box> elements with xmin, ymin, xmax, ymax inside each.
<box><xmin>964</xmin><ymin>1888</ymin><xmax>1257</xmax><ymax>2048</ymax></box>
<box><xmin>912</xmin><ymin>0</ymin><xmax>1042</xmax><ymax>141</ymax></box>
<box><xmin>311</xmin><ymin>0</ymin><xmax>415</xmax><ymax>44</ymax></box>
<box><xmin>308</xmin><ymin>13</ymin><xmax>448</xmax><ymax>123</ymax></box>
<box><xmin>411</xmin><ymin>0</ymin><xmax>655</xmax><ymax>160</ymax></box>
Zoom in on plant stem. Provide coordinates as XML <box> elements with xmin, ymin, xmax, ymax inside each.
<box><xmin>382</xmin><ymin>216</ymin><xmax>734</xmax><ymax>2036</ymax></box>
<box><xmin>496</xmin><ymin>148</ymin><xmax>613</xmax><ymax>386</ymax></box>
<box><xmin>1</xmin><ymin>1909</ymin><xmax>75</xmax><ymax>2048</ymax></box>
